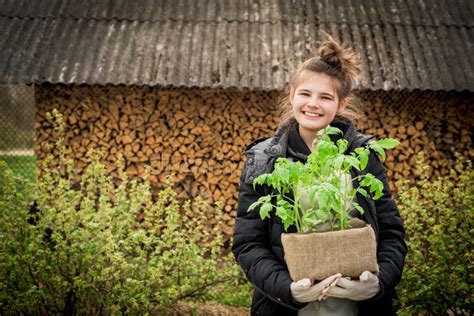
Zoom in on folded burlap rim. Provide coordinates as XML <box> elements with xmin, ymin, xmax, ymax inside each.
<box><xmin>281</xmin><ymin>218</ymin><xmax>379</xmax><ymax>281</ymax></box>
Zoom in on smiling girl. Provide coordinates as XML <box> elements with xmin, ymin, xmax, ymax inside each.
<box><xmin>232</xmin><ymin>34</ymin><xmax>407</xmax><ymax>315</ymax></box>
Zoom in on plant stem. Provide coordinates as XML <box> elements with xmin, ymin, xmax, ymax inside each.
<box><xmin>293</xmin><ymin>188</ymin><xmax>302</xmax><ymax>233</ymax></box>
<box><xmin>341</xmin><ymin>174</ymin><xmax>348</xmax><ymax>230</ymax></box>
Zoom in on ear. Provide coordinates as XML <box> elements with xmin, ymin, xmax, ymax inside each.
<box><xmin>337</xmin><ymin>98</ymin><xmax>348</xmax><ymax>113</ymax></box>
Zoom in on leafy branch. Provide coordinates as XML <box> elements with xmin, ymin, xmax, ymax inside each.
<box><xmin>248</xmin><ymin>126</ymin><xmax>399</xmax><ymax>233</ymax></box>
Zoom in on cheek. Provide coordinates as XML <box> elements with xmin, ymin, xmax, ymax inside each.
<box><xmin>290</xmin><ymin>97</ymin><xmax>304</xmax><ymax>109</ymax></box>
<box><xmin>322</xmin><ymin>101</ymin><xmax>339</xmax><ymax>113</ymax></box>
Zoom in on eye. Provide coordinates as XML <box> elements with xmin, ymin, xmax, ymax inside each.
<box><xmin>299</xmin><ymin>92</ymin><xmax>310</xmax><ymax>97</ymax></box>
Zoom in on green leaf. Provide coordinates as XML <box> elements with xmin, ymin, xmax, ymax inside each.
<box><xmin>308</xmin><ymin>186</ymin><xmax>318</xmax><ymax>208</ymax></box>
<box><xmin>353</xmin><ymin>202</ymin><xmax>365</xmax><ymax>215</ymax></box>
<box><xmin>316</xmin><ymin>142</ymin><xmax>338</xmax><ymax>165</ymax></box>
<box><xmin>344</xmin><ymin>155</ymin><xmax>361</xmax><ymax>171</ymax></box>
<box><xmin>282</xmin><ymin>217</ymin><xmax>294</xmax><ymax>231</ymax></box>
<box><xmin>259</xmin><ymin>202</ymin><xmax>273</xmax><ymax>220</ymax></box>
<box><xmin>357</xmin><ymin>187</ymin><xmax>368</xmax><ymax>197</ymax></box>
<box><xmin>333</xmin><ymin>156</ymin><xmax>345</xmax><ymax>170</ymax></box>
<box><xmin>317</xmin><ymin>189</ymin><xmax>330</xmax><ymax>210</ymax></box>
<box><xmin>326</xmin><ymin>126</ymin><xmax>343</xmax><ymax>135</ymax></box>
<box><xmin>303</xmin><ymin>211</ymin><xmax>317</xmax><ymax>227</ymax></box>
<box><xmin>275</xmin><ymin>157</ymin><xmax>290</xmax><ymax>166</ymax></box>
<box><xmin>359</xmin><ymin>173</ymin><xmax>374</xmax><ymax>187</ymax></box>
<box><xmin>361</xmin><ymin>174</ymin><xmax>384</xmax><ymax>200</ymax></box>
<box><xmin>247</xmin><ymin>200</ymin><xmax>262</xmax><ymax>213</ymax></box>
<box><xmin>329</xmin><ymin>193</ymin><xmax>341</xmax><ymax>211</ymax></box>
<box><xmin>315</xmin><ymin>209</ymin><xmax>327</xmax><ymax>221</ymax></box>
<box><xmin>358</xmin><ymin>149</ymin><xmax>370</xmax><ymax>170</ymax></box>
<box><xmin>370</xmin><ymin>178</ymin><xmax>384</xmax><ymax>200</ymax></box>
<box><xmin>336</xmin><ymin>139</ymin><xmax>348</xmax><ymax>154</ymax></box>
<box><xmin>289</xmin><ymin>163</ymin><xmax>300</xmax><ymax>183</ymax></box>
<box><xmin>277</xmin><ymin>196</ymin><xmax>291</xmax><ymax>208</ymax></box>
<box><xmin>370</xmin><ymin>143</ymin><xmax>386</xmax><ymax>161</ymax></box>
<box><xmin>275</xmin><ymin>167</ymin><xmax>290</xmax><ymax>184</ymax></box>
<box><xmin>374</xmin><ymin>138</ymin><xmax>400</xmax><ymax>149</ymax></box>
<box><xmin>339</xmin><ymin>215</ymin><xmax>350</xmax><ymax>230</ymax></box>
<box><xmin>276</xmin><ymin>206</ymin><xmax>288</xmax><ymax>221</ymax></box>
<box><xmin>266</xmin><ymin>174</ymin><xmax>277</xmax><ymax>188</ymax></box>
<box><xmin>253</xmin><ymin>174</ymin><xmax>268</xmax><ymax>190</ymax></box>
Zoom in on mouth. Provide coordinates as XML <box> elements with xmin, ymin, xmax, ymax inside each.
<box><xmin>302</xmin><ymin>111</ymin><xmax>322</xmax><ymax>118</ymax></box>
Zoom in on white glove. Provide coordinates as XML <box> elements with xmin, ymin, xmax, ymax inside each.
<box><xmin>324</xmin><ymin>271</ymin><xmax>380</xmax><ymax>301</ymax></box>
<box><xmin>290</xmin><ymin>273</ymin><xmax>342</xmax><ymax>303</ymax></box>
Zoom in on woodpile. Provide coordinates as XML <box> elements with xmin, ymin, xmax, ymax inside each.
<box><xmin>356</xmin><ymin>90</ymin><xmax>474</xmax><ymax>191</ymax></box>
<box><xmin>35</xmin><ymin>85</ymin><xmax>474</xmax><ymax>243</ymax></box>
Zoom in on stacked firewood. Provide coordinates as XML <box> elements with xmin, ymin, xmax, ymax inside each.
<box><xmin>356</xmin><ymin>91</ymin><xmax>473</xmax><ymax>189</ymax></box>
<box><xmin>35</xmin><ymin>85</ymin><xmax>473</xmax><ymax>242</ymax></box>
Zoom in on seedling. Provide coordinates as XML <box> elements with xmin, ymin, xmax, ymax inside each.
<box><xmin>247</xmin><ymin>126</ymin><xmax>399</xmax><ymax>233</ymax></box>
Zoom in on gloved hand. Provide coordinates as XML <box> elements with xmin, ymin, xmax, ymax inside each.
<box><xmin>290</xmin><ymin>273</ymin><xmax>342</xmax><ymax>303</ymax></box>
<box><xmin>323</xmin><ymin>271</ymin><xmax>380</xmax><ymax>301</ymax></box>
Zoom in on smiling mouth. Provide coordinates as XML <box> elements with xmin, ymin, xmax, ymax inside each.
<box><xmin>302</xmin><ymin>111</ymin><xmax>322</xmax><ymax>117</ymax></box>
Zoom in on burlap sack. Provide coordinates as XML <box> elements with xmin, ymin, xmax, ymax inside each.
<box><xmin>281</xmin><ymin>222</ymin><xmax>378</xmax><ymax>281</ymax></box>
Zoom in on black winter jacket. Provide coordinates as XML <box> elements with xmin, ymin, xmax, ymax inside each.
<box><xmin>232</xmin><ymin>118</ymin><xmax>407</xmax><ymax>316</ymax></box>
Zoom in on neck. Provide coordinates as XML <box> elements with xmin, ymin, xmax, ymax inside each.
<box><xmin>298</xmin><ymin>125</ymin><xmax>320</xmax><ymax>152</ymax></box>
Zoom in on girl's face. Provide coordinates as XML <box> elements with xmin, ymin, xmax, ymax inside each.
<box><xmin>290</xmin><ymin>71</ymin><xmax>346</xmax><ymax>136</ymax></box>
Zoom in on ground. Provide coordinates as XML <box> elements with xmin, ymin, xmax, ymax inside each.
<box><xmin>155</xmin><ymin>301</ymin><xmax>249</xmax><ymax>315</ymax></box>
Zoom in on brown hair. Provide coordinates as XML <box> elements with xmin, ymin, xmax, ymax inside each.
<box><xmin>279</xmin><ymin>33</ymin><xmax>363</xmax><ymax>124</ymax></box>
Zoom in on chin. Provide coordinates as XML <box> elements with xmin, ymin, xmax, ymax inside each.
<box><xmin>300</xmin><ymin>120</ymin><xmax>327</xmax><ymax>130</ymax></box>
<box><xmin>299</xmin><ymin>124</ymin><xmax>324</xmax><ymax>134</ymax></box>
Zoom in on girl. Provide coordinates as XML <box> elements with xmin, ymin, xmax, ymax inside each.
<box><xmin>231</xmin><ymin>34</ymin><xmax>407</xmax><ymax>316</ymax></box>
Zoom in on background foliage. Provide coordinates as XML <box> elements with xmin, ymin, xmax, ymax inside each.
<box><xmin>0</xmin><ymin>109</ymin><xmax>247</xmax><ymax>314</ymax></box>
<box><xmin>396</xmin><ymin>153</ymin><xmax>473</xmax><ymax>315</ymax></box>
<box><xmin>2</xmin><ymin>108</ymin><xmax>472</xmax><ymax>315</ymax></box>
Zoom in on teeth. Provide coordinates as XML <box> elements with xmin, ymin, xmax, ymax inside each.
<box><xmin>304</xmin><ymin>112</ymin><xmax>321</xmax><ymax>117</ymax></box>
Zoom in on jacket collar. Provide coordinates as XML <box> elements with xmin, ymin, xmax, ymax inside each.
<box><xmin>266</xmin><ymin>116</ymin><xmax>358</xmax><ymax>159</ymax></box>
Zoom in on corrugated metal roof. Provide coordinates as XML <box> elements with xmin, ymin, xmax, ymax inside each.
<box><xmin>2</xmin><ymin>0</ymin><xmax>473</xmax><ymax>26</ymax></box>
<box><xmin>0</xmin><ymin>0</ymin><xmax>473</xmax><ymax>91</ymax></box>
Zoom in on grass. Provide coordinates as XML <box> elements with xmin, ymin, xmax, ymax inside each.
<box><xmin>0</xmin><ymin>156</ymin><xmax>37</xmax><ymax>182</ymax></box>
<box><xmin>194</xmin><ymin>278</ymin><xmax>253</xmax><ymax>308</ymax></box>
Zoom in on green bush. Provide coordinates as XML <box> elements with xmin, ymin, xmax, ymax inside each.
<box><xmin>396</xmin><ymin>153</ymin><xmax>473</xmax><ymax>315</ymax></box>
<box><xmin>0</xmin><ymin>155</ymin><xmax>37</xmax><ymax>182</ymax></box>
<box><xmin>199</xmin><ymin>275</ymin><xmax>253</xmax><ymax>308</ymax></box>
<box><xmin>0</xmin><ymin>109</ymin><xmax>241</xmax><ymax>314</ymax></box>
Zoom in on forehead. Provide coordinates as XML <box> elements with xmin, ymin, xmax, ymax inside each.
<box><xmin>294</xmin><ymin>71</ymin><xmax>338</xmax><ymax>95</ymax></box>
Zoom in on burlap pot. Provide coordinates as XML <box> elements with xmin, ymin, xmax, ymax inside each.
<box><xmin>281</xmin><ymin>224</ymin><xmax>378</xmax><ymax>281</ymax></box>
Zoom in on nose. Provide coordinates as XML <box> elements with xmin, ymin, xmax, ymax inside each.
<box><xmin>306</xmin><ymin>96</ymin><xmax>320</xmax><ymax>107</ymax></box>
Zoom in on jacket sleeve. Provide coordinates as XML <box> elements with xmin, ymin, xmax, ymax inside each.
<box><xmin>231</xmin><ymin>155</ymin><xmax>306</xmax><ymax>310</ymax></box>
<box><xmin>368</xmin><ymin>152</ymin><xmax>408</xmax><ymax>296</ymax></box>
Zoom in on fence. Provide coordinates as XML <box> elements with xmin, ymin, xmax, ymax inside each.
<box><xmin>0</xmin><ymin>84</ymin><xmax>36</xmax><ymax>181</ymax></box>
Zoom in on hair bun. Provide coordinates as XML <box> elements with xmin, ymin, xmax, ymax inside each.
<box><xmin>319</xmin><ymin>40</ymin><xmax>343</xmax><ymax>68</ymax></box>
<box><xmin>318</xmin><ymin>33</ymin><xmax>361</xmax><ymax>80</ymax></box>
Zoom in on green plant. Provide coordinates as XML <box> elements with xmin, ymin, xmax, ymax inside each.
<box><xmin>248</xmin><ymin>126</ymin><xmax>399</xmax><ymax>233</ymax></box>
<box><xmin>0</xmin><ymin>109</ymin><xmax>241</xmax><ymax>314</ymax></box>
<box><xmin>0</xmin><ymin>155</ymin><xmax>37</xmax><ymax>182</ymax></box>
<box><xmin>197</xmin><ymin>271</ymin><xmax>253</xmax><ymax>307</ymax></box>
<box><xmin>396</xmin><ymin>153</ymin><xmax>473</xmax><ymax>315</ymax></box>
